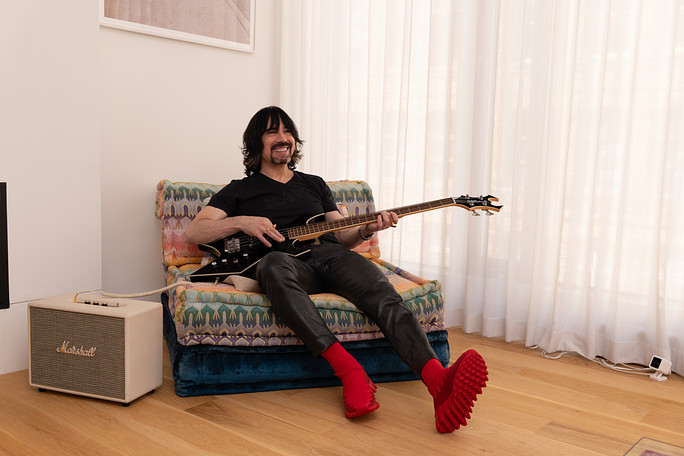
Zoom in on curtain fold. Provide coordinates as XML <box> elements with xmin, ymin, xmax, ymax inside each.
<box><xmin>278</xmin><ymin>0</ymin><xmax>684</xmax><ymax>374</ymax></box>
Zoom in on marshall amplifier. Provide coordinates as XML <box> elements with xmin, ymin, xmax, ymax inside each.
<box><xmin>28</xmin><ymin>292</ymin><xmax>162</xmax><ymax>404</ymax></box>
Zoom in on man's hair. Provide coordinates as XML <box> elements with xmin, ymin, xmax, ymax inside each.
<box><xmin>242</xmin><ymin>106</ymin><xmax>304</xmax><ymax>176</ymax></box>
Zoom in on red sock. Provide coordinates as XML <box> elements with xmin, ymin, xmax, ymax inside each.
<box><xmin>421</xmin><ymin>350</ymin><xmax>488</xmax><ymax>433</ymax></box>
<box><xmin>322</xmin><ymin>342</ymin><xmax>379</xmax><ymax>418</ymax></box>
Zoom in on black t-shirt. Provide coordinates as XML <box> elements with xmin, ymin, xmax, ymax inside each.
<box><xmin>207</xmin><ymin>171</ymin><xmax>340</xmax><ymax>244</ymax></box>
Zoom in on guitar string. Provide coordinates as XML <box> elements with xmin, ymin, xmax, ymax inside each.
<box><xmin>224</xmin><ymin>196</ymin><xmax>496</xmax><ymax>246</ymax></box>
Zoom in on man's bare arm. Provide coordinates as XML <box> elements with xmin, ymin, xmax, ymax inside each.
<box><xmin>186</xmin><ymin>206</ymin><xmax>285</xmax><ymax>247</ymax></box>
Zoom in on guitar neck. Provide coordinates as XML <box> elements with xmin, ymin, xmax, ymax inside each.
<box><xmin>287</xmin><ymin>197</ymin><xmax>460</xmax><ymax>241</ymax></box>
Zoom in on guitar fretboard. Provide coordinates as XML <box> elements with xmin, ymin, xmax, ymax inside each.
<box><xmin>286</xmin><ymin>197</ymin><xmax>460</xmax><ymax>240</ymax></box>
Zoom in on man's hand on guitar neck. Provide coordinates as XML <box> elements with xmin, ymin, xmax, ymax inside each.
<box><xmin>365</xmin><ymin>211</ymin><xmax>399</xmax><ymax>233</ymax></box>
<box><xmin>331</xmin><ymin>210</ymin><xmax>399</xmax><ymax>248</ymax></box>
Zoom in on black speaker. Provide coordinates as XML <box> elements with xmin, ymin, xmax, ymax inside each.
<box><xmin>28</xmin><ymin>293</ymin><xmax>162</xmax><ymax>404</ymax></box>
<box><xmin>1</xmin><ymin>182</ymin><xmax>8</xmax><ymax>310</ymax></box>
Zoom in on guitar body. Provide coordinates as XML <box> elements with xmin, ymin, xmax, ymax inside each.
<box><xmin>189</xmin><ymin>234</ymin><xmax>317</xmax><ymax>283</ymax></box>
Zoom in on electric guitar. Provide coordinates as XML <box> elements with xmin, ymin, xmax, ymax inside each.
<box><xmin>189</xmin><ymin>195</ymin><xmax>502</xmax><ymax>283</ymax></box>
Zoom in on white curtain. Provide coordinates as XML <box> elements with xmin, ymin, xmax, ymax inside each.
<box><xmin>278</xmin><ymin>0</ymin><xmax>684</xmax><ymax>374</ymax></box>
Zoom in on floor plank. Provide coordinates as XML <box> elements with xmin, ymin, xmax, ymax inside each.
<box><xmin>1</xmin><ymin>328</ymin><xmax>683</xmax><ymax>455</ymax></box>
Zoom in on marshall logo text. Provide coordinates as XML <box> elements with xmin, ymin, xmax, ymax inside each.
<box><xmin>56</xmin><ymin>341</ymin><xmax>97</xmax><ymax>357</ymax></box>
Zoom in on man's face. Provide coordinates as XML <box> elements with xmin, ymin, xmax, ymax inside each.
<box><xmin>261</xmin><ymin>118</ymin><xmax>294</xmax><ymax>166</ymax></box>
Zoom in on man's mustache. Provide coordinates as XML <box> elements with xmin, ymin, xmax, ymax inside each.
<box><xmin>272</xmin><ymin>141</ymin><xmax>291</xmax><ymax>150</ymax></box>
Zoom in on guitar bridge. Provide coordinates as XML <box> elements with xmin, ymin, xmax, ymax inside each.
<box><xmin>223</xmin><ymin>238</ymin><xmax>241</xmax><ymax>253</ymax></box>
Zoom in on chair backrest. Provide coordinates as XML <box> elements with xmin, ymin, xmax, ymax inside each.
<box><xmin>155</xmin><ymin>179</ymin><xmax>378</xmax><ymax>268</ymax></box>
<box><xmin>326</xmin><ymin>179</ymin><xmax>376</xmax><ymax>218</ymax></box>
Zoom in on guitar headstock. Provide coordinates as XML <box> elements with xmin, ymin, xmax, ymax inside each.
<box><xmin>453</xmin><ymin>195</ymin><xmax>503</xmax><ymax>216</ymax></box>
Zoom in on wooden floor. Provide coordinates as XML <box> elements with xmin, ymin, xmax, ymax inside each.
<box><xmin>2</xmin><ymin>328</ymin><xmax>683</xmax><ymax>455</ymax></box>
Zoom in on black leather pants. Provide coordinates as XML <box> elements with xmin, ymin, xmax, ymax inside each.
<box><xmin>255</xmin><ymin>243</ymin><xmax>437</xmax><ymax>376</ymax></box>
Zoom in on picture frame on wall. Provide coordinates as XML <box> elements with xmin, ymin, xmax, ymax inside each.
<box><xmin>99</xmin><ymin>0</ymin><xmax>255</xmax><ymax>53</ymax></box>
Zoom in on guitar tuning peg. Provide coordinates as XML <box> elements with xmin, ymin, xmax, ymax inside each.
<box><xmin>485</xmin><ymin>210</ymin><xmax>493</xmax><ymax>216</ymax></box>
<box><xmin>472</xmin><ymin>210</ymin><xmax>481</xmax><ymax>216</ymax></box>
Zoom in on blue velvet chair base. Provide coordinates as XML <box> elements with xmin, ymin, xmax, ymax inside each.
<box><xmin>161</xmin><ymin>293</ymin><xmax>450</xmax><ymax>397</ymax></box>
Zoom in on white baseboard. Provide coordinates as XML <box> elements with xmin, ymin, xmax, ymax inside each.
<box><xmin>0</xmin><ymin>301</ymin><xmax>29</xmax><ymax>375</ymax></box>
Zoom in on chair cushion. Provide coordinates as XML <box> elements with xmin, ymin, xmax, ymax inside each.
<box><xmin>165</xmin><ymin>257</ymin><xmax>445</xmax><ymax>347</ymax></box>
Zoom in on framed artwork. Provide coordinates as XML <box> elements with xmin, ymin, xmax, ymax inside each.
<box><xmin>100</xmin><ymin>0</ymin><xmax>255</xmax><ymax>53</ymax></box>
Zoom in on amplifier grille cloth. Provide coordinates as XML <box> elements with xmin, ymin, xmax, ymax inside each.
<box><xmin>30</xmin><ymin>307</ymin><xmax>126</xmax><ymax>400</ymax></box>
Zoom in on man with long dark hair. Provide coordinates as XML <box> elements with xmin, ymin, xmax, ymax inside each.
<box><xmin>186</xmin><ymin>106</ymin><xmax>488</xmax><ymax>433</ymax></box>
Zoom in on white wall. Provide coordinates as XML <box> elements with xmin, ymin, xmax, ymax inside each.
<box><xmin>100</xmin><ymin>1</ymin><xmax>280</xmax><ymax>296</ymax></box>
<box><xmin>1</xmin><ymin>0</ymin><xmax>280</xmax><ymax>374</ymax></box>
<box><xmin>0</xmin><ymin>1</ymin><xmax>101</xmax><ymax>374</ymax></box>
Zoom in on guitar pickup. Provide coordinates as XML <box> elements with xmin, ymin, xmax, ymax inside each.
<box><xmin>223</xmin><ymin>238</ymin><xmax>241</xmax><ymax>253</ymax></box>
